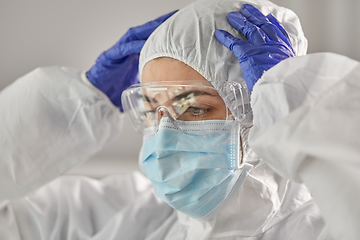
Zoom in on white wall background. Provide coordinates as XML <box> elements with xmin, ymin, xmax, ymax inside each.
<box><xmin>1</xmin><ymin>0</ymin><xmax>359</xmax><ymax>178</ymax></box>
<box><xmin>271</xmin><ymin>0</ymin><xmax>360</xmax><ymax>61</ymax></box>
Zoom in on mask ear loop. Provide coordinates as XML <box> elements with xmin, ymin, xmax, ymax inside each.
<box><xmin>155</xmin><ymin>106</ymin><xmax>184</xmax><ymax>133</ymax></box>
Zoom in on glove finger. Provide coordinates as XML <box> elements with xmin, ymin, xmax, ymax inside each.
<box><xmin>104</xmin><ymin>40</ymin><xmax>146</xmax><ymax>60</ymax></box>
<box><xmin>266</xmin><ymin>14</ymin><xmax>288</xmax><ymax>39</ymax></box>
<box><xmin>266</xmin><ymin>14</ymin><xmax>294</xmax><ymax>53</ymax></box>
<box><xmin>240</xmin><ymin>4</ymin><xmax>269</xmax><ymax>26</ymax></box>
<box><xmin>121</xmin><ymin>10</ymin><xmax>177</xmax><ymax>43</ymax></box>
<box><xmin>259</xmin><ymin>22</ymin><xmax>295</xmax><ymax>56</ymax></box>
<box><xmin>215</xmin><ymin>29</ymin><xmax>251</xmax><ymax>59</ymax></box>
<box><xmin>227</xmin><ymin>12</ymin><xmax>266</xmax><ymax>45</ymax></box>
<box><xmin>240</xmin><ymin>5</ymin><xmax>285</xmax><ymax>44</ymax></box>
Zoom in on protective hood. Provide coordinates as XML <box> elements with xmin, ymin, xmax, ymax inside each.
<box><xmin>139</xmin><ymin>0</ymin><xmax>307</xmax><ymax>125</ymax></box>
<box><xmin>138</xmin><ymin>0</ymin><xmax>315</xmax><ymax>237</ymax></box>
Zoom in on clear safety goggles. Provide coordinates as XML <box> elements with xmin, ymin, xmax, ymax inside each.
<box><xmin>121</xmin><ymin>80</ymin><xmax>249</xmax><ymax>133</ymax></box>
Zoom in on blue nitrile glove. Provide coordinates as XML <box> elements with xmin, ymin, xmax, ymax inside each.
<box><xmin>87</xmin><ymin>11</ymin><xmax>177</xmax><ymax>111</ymax></box>
<box><xmin>215</xmin><ymin>4</ymin><xmax>295</xmax><ymax>93</ymax></box>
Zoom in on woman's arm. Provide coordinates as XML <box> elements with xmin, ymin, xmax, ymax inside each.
<box><xmin>0</xmin><ymin>66</ymin><xmax>123</xmax><ymax>201</ymax></box>
<box><xmin>249</xmin><ymin>52</ymin><xmax>360</xmax><ymax>240</ymax></box>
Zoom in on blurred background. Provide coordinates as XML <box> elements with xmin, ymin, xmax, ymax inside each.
<box><xmin>1</xmin><ymin>0</ymin><xmax>359</xmax><ymax>178</ymax></box>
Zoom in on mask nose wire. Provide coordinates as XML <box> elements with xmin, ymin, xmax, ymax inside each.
<box><xmin>155</xmin><ymin>106</ymin><xmax>184</xmax><ymax>132</ymax></box>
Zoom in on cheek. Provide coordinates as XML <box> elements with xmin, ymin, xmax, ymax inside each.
<box><xmin>212</xmin><ymin>102</ymin><xmax>228</xmax><ymax>120</ymax></box>
<box><xmin>208</xmin><ymin>107</ymin><xmax>227</xmax><ymax>120</ymax></box>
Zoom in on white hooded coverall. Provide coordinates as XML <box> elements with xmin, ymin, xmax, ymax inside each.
<box><xmin>1</xmin><ymin>0</ymin><xmax>360</xmax><ymax>239</ymax></box>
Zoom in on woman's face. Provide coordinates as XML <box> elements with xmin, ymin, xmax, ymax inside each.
<box><xmin>142</xmin><ymin>57</ymin><xmax>227</xmax><ymax>121</ymax></box>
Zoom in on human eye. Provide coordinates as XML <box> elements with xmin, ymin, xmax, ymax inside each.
<box><xmin>177</xmin><ymin>104</ymin><xmax>212</xmax><ymax>121</ymax></box>
<box><xmin>186</xmin><ymin>106</ymin><xmax>210</xmax><ymax>117</ymax></box>
<box><xmin>144</xmin><ymin>110</ymin><xmax>156</xmax><ymax>118</ymax></box>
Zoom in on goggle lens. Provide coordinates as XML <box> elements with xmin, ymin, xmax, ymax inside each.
<box><xmin>122</xmin><ymin>81</ymin><xmax>229</xmax><ymax>133</ymax></box>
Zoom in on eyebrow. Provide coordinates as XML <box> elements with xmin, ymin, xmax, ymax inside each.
<box><xmin>141</xmin><ymin>90</ymin><xmax>217</xmax><ymax>103</ymax></box>
<box><xmin>172</xmin><ymin>90</ymin><xmax>215</xmax><ymax>101</ymax></box>
<box><xmin>142</xmin><ymin>94</ymin><xmax>157</xmax><ymax>103</ymax></box>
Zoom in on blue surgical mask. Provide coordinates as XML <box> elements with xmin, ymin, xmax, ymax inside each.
<box><xmin>139</xmin><ymin>118</ymin><xmax>253</xmax><ymax>221</ymax></box>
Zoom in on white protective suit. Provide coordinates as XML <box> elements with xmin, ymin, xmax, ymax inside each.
<box><xmin>0</xmin><ymin>0</ymin><xmax>359</xmax><ymax>239</ymax></box>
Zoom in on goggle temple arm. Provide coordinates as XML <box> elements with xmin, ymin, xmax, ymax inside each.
<box><xmin>225</xmin><ymin>82</ymin><xmax>249</xmax><ymax>122</ymax></box>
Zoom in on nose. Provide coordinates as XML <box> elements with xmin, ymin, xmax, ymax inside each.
<box><xmin>155</xmin><ymin>106</ymin><xmax>184</xmax><ymax>132</ymax></box>
<box><xmin>158</xmin><ymin>109</ymin><xmax>168</xmax><ymax>119</ymax></box>
<box><xmin>156</xmin><ymin>106</ymin><xmax>171</xmax><ymax>119</ymax></box>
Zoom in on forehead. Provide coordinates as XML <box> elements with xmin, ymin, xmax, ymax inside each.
<box><xmin>142</xmin><ymin>57</ymin><xmax>209</xmax><ymax>84</ymax></box>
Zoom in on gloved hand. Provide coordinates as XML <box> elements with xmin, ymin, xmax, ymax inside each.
<box><xmin>87</xmin><ymin>11</ymin><xmax>177</xmax><ymax>111</ymax></box>
<box><xmin>215</xmin><ymin>4</ymin><xmax>295</xmax><ymax>93</ymax></box>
